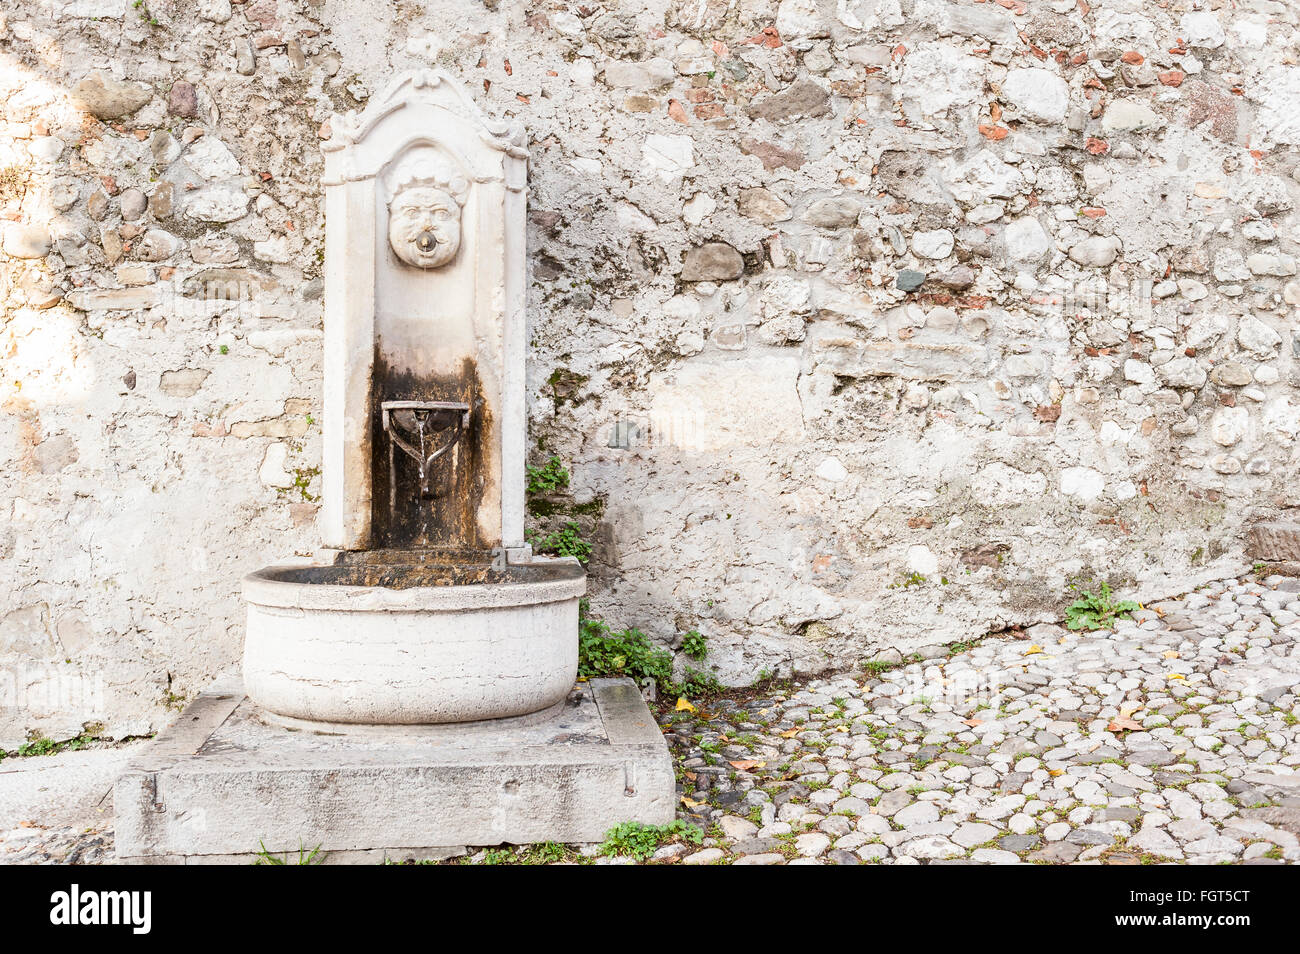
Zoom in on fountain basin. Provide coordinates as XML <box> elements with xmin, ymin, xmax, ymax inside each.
<box><xmin>242</xmin><ymin>559</ymin><xmax>586</xmax><ymax>724</ymax></box>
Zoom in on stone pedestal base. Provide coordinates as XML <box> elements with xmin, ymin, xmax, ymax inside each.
<box><xmin>113</xmin><ymin>676</ymin><xmax>675</xmax><ymax>864</ymax></box>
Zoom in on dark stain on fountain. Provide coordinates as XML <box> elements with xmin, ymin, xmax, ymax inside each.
<box><xmin>369</xmin><ymin>346</ymin><xmax>492</xmax><ymax>551</ymax></box>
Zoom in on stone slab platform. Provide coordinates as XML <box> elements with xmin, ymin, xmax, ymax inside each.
<box><xmin>113</xmin><ymin>676</ymin><xmax>675</xmax><ymax>863</ymax></box>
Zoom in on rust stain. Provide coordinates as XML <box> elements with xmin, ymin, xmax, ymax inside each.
<box><xmin>368</xmin><ymin>345</ymin><xmax>493</xmax><ymax>551</ymax></box>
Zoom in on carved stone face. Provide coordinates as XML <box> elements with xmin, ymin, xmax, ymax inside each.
<box><xmin>388</xmin><ymin>186</ymin><xmax>462</xmax><ymax>268</ymax></box>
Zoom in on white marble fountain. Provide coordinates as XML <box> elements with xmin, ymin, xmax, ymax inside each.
<box><xmin>242</xmin><ymin>69</ymin><xmax>585</xmax><ymax>726</ymax></box>
<box><xmin>113</xmin><ymin>72</ymin><xmax>674</xmax><ymax>862</ymax></box>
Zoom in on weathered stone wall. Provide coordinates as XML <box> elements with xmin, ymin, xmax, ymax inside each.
<box><xmin>2</xmin><ymin>0</ymin><xmax>1298</xmax><ymax>743</ymax></box>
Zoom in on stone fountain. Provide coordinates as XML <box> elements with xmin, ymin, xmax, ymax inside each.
<box><xmin>113</xmin><ymin>71</ymin><xmax>674</xmax><ymax>862</ymax></box>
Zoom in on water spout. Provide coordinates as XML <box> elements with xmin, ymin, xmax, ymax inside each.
<box><xmin>381</xmin><ymin>400</ymin><xmax>470</xmax><ymax>510</ymax></box>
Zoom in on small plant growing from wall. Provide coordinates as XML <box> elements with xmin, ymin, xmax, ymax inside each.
<box><xmin>292</xmin><ymin>466</ymin><xmax>321</xmax><ymax>502</ymax></box>
<box><xmin>523</xmin><ymin>455</ymin><xmax>596</xmax><ymax>563</ymax></box>
<box><xmin>132</xmin><ymin>0</ymin><xmax>160</xmax><ymax>26</ymax></box>
<box><xmin>1064</xmin><ymin>579</ymin><xmax>1141</xmax><ymax>631</ymax></box>
<box><xmin>525</xmin><ymin>456</ymin><xmax>569</xmax><ymax>495</ymax></box>
<box><xmin>577</xmin><ymin>602</ymin><xmax>722</xmax><ymax>699</ymax></box>
<box><xmin>0</xmin><ymin>729</ymin><xmax>102</xmax><ymax>762</ymax></box>
<box><xmin>526</xmin><ymin>520</ymin><xmax>591</xmax><ymax>564</ymax></box>
<box><xmin>577</xmin><ymin>601</ymin><xmax>674</xmax><ymax>692</ymax></box>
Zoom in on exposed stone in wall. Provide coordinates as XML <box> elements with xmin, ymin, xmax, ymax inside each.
<box><xmin>2</xmin><ymin>0</ymin><xmax>1299</xmax><ymax>742</ymax></box>
<box><xmin>1248</xmin><ymin>521</ymin><xmax>1300</xmax><ymax>562</ymax></box>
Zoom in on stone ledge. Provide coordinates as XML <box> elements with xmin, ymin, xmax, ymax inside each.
<box><xmin>113</xmin><ymin>677</ymin><xmax>674</xmax><ymax>863</ymax></box>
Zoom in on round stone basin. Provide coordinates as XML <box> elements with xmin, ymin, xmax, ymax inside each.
<box><xmin>242</xmin><ymin>560</ymin><xmax>586</xmax><ymax>725</ymax></box>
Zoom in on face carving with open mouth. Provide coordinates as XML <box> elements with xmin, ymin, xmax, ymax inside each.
<box><xmin>388</xmin><ymin>185</ymin><xmax>463</xmax><ymax>269</ymax></box>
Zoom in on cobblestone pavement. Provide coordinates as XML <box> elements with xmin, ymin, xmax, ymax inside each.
<box><xmin>3</xmin><ymin>573</ymin><xmax>1298</xmax><ymax>865</ymax></box>
<box><xmin>650</xmin><ymin>574</ymin><xmax>1300</xmax><ymax>865</ymax></box>
<box><xmin>0</xmin><ymin>824</ymin><xmax>113</xmax><ymax>865</ymax></box>
<box><xmin>0</xmin><ymin>744</ymin><xmax>129</xmax><ymax>865</ymax></box>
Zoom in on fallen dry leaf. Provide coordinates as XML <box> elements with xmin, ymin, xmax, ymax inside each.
<box><xmin>675</xmin><ymin>697</ymin><xmax>696</xmax><ymax>713</ymax></box>
<box><xmin>1023</xmin><ymin>644</ymin><xmax>1043</xmax><ymax>656</ymax></box>
<box><xmin>728</xmin><ymin>759</ymin><xmax>765</xmax><ymax>771</ymax></box>
<box><xmin>1108</xmin><ymin>715</ymin><xmax>1143</xmax><ymax>733</ymax></box>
